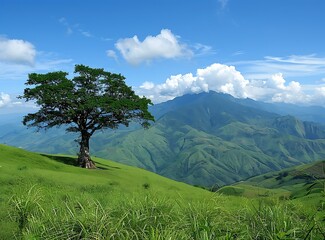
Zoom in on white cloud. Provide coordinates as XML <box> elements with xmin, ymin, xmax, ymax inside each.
<box><xmin>0</xmin><ymin>92</ymin><xmax>11</xmax><ymax>108</ymax></box>
<box><xmin>115</xmin><ymin>29</ymin><xmax>192</xmax><ymax>65</ymax></box>
<box><xmin>196</xmin><ymin>63</ymin><xmax>249</xmax><ymax>98</ymax></box>
<box><xmin>269</xmin><ymin>73</ymin><xmax>286</xmax><ymax>90</ymax></box>
<box><xmin>271</xmin><ymin>81</ymin><xmax>309</xmax><ymax>104</ymax></box>
<box><xmin>0</xmin><ymin>93</ymin><xmax>39</xmax><ymax>114</ymax></box>
<box><xmin>140</xmin><ymin>81</ymin><xmax>155</xmax><ymax>90</ymax></box>
<box><xmin>137</xmin><ymin>63</ymin><xmax>249</xmax><ymax>102</ymax></box>
<box><xmin>136</xmin><ymin>62</ymin><xmax>325</xmax><ymax>106</ymax></box>
<box><xmin>0</xmin><ymin>37</ymin><xmax>36</xmax><ymax>65</ymax></box>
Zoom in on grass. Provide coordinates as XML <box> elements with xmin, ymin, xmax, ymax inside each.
<box><xmin>1</xmin><ymin>144</ymin><xmax>325</xmax><ymax>239</ymax></box>
<box><xmin>226</xmin><ymin>160</ymin><xmax>325</xmax><ymax>202</ymax></box>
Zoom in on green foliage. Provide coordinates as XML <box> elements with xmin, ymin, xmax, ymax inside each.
<box><xmin>21</xmin><ymin>65</ymin><xmax>154</xmax><ymax>131</ymax></box>
<box><xmin>19</xmin><ymin>64</ymin><xmax>154</xmax><ymax>167</ymax></box>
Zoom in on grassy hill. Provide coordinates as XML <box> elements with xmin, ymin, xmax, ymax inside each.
<box><xmin>0</xmin><ymin>144</ymin><xmax>212</xmax><ymax>239</ymax></box>
<box><xmin>219</xmin><ymin>161</ymin><xmax>325</xmax><ymax>203</ymax></box>
<box><xmin>0</xmin><ymin>144</ymin><xmax>324</xmax><ymax>239</ymax></box>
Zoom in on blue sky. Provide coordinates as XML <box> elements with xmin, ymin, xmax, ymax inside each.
<box><xmin>1</xmin><ymin>0</ymin><xmax>325</xmax><ymax>113</ymax></box>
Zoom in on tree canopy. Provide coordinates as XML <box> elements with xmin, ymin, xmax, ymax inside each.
<box><xmin>20</xmin><ymin>64</ymin><xmax>154</xmax><ymax>168</ymax></box>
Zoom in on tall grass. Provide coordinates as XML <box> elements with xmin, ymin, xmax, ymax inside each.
<box><xmin>9</xmin><ymin>185</ymin><xmax>44</xmax><ymax>239</ymax></box>
<box><xmin>7</xmin><ymin>186</ymin><xmax>325</xmax><ymax>239</ymax></box>
<box><xmin>1</xmin><ymin>146</ymin><xmax>324</xmax><ymax>239</ymax></box>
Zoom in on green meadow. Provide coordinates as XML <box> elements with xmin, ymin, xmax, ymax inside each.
<box><xmin>0</xmin><ymin>144</ymin><xmax>324</xmax><ymax>239</ymax></box>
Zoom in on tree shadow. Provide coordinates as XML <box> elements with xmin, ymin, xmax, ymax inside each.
<box><xmin>41</xmin><ymin>154</ymin><xmax>78</xmax><ymax>166</ymax></box>
<box><xmin>41</xmin><ymin>154</ymin><xmax>121</xmax><ymax>170</ymax></box>
<box><xmin>93</xmin><ymin>160</ymin><xmax>121</xmax><ymax>170</ymax></box>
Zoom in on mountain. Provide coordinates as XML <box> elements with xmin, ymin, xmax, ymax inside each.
<box><xmin>96</xmin><ymin>92</ymin><xmax>325</xmax><ymax>186</ymax></box>
<box><xmin>237</xmin><ymin>99</ymin><xmax>325</xmax><ymax>124</ymax></box>
<box><xmin>2</xmin><ymin>91</ymin><xmax>325</xmax><ymax>187</ymax></box>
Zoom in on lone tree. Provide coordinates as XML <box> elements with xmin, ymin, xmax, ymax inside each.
<box><xmin>20</xmin><ymin>64</ymin><xmax>154</xmax><ymax>168</ymax></box>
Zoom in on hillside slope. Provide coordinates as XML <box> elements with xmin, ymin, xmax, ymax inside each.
<box><xmin>0</xmin><ymin>144</ymin><xmax>211</xmax><ymax>200</ymax></box>
<box><xmin>218</xmin><ymin>161</ymin><xmax>325</xmax><ymax>201</ymax></box>
<box><xmin>0</xmin><ymin>144</ymin><xmax>214</xmax><ymax>236</ymax></box>
<box><xmin>2</xmin><ymin>145</ymin><xmax>324</xmax><ymax>239</ymax></box>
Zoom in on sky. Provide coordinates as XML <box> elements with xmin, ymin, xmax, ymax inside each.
<box><xmin>1</xmin><ymin>0</ymin><xmax>325</xmax><ymax>114</ymax></box>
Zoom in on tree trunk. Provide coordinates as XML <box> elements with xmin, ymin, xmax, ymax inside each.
<box><xmin>78</xmin><ymin>132</ymin><xmax>96</xmax><ymax>169</ymax></box>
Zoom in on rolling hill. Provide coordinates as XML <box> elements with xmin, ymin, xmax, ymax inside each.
<box><xmin>219</xmin><ymin>160</ymin><xmax>325</xmax><ymax>202</ymax></box>
<box><xmin>1</xmin><ymin>144</ymin><xmax>324</xmax><ymax>239</ymax></box>
<box><xmin>0</xmin><ymin>144</ymin><xmax>214</xmax><ymax>238</ymax></box>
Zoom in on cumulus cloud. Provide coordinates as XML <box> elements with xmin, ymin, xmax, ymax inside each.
<box><xmin>269</xmin><ymin>73</ymin><xmax>286</xmax><ymax>90</ymax></box>
<box><xmin>136</xmin><ymin>62</ymin><xmax>325</xmax><ymax>105</ymax></box>
<box><xmin>137</xmin><ymin>63</ymin><xmax>249</xmax><ymax>102</ymax></box>
<box><xmin>0</xmin><ymin>37</ymin><xmax>36</xmax><ymax>65</ymax></box>
<box><xmin>115</xmin><ymin>29</ymin><xmax>192</xmax><ymax>65</ymax></box>
<box><xmin>0</xmin><ymin>92</ymin><xmax>11</xmax><ymax>108</ymax></box>
<box><xmin>271</xmin><ymin>81</ymin><xmax>309</xmax><ymax>104</ymax></box>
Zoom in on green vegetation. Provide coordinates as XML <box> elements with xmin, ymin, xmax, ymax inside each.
<box><xmin>1</xmin><ymin>144</ymin><xmax>325</xmax><ymax>239</ymax></box>
<box><xmin>220</xmin><ymin>161</ymin><xmax>325</xmax><ymax>204</ymax></box>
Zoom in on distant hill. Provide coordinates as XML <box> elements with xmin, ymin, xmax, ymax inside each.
<box><xmin>219</xmin><ymin>160</ymin><xmax>325</xmax><ymax>202</ymax></box>
<box><xmin>2</xmin><ymin>91</ymin><xmax>325</xmax><ymax>187</ymax></box>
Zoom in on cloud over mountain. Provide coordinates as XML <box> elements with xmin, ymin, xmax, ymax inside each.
<box><xmin>138</xmin><ymin>63</ymin><xmax>249</xmax><ymax>102</ymax></box>
<box><xmin>137</xmin><ymin>62</ymin><xmax>324</xmax><ymax>105</ymax></box>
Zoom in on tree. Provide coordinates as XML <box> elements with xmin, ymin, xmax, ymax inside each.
<box><xmin>20</xmin><ymin>64</ymin><xmax>154</xmax><ymax>168</ymax></box>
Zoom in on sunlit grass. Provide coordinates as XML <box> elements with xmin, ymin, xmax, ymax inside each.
<box><xmin>1</xmin><ymin>144</ymin><xmax>324</xmax><ymax>239</ymax></box>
